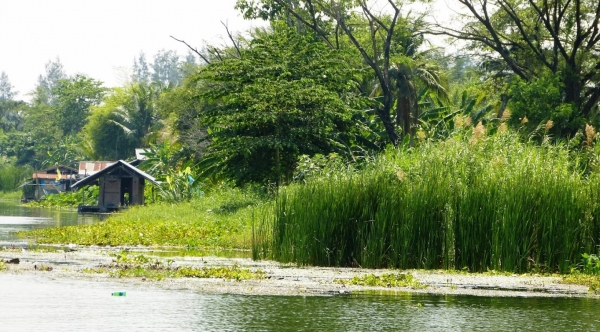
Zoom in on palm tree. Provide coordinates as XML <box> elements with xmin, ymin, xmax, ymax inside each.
<box><xmin>391</xmin><ymin>50</ymin><xmax>448</xmax><ymax>144</ymax></box>
<box><xmin>109</xmin><ymin>83</ymin><xmax>163</xmax><ymax>148</ymax></box>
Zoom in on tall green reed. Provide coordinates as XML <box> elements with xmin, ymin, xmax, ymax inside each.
<box><xmin>255</xmin><ymin>131</ymin><xmax>600</xmax><ymax>273</ymax></box>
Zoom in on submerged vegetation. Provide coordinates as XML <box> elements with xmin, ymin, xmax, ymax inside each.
<box><xmin>335</xmin><ymin>273</ymin><xmax>423</xmax><ymax>289</ymax></box>
<box><xmin>84</xmin><ymin>252</ymin><xmax>265</xmax><ymax>280</ymax></box>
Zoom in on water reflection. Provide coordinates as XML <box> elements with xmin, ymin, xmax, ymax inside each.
<box><xmin>0</xmin><ymin>274</ymin><xmax>598</xmax><ymax>332</ymax></box>
<box><xmin>0</xmin><ymin>200</ymin><xmax>99</xmax><ymax>243</ymax></box>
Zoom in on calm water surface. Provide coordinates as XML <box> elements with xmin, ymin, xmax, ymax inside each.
<box><xmin>1</xmin><ymin>200</ymin><xmax>599</xmax><ymax>331</ymax></box>
<box><xmin>0</xmin><ymin>199</ymin><xmax>98</xmax><ymax>244</ymax></box>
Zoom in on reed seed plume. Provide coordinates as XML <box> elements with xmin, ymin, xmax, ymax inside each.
<box><xmin>464</xmin><ymin>116</ymin><xmax>473</xmax><ymax>127</ymax></box>
<box><xmin>455</xmin><ymin>115</ymin><xmax>464</xmax><ymax>129</ymax></box>
<box><xmin>470</xmin><ymin>121</ymin><xmax>485</xmax><ymax>145</ymax></box>
<box><xmin>521</xmin><ymin>117</ymin><xmax>529</xmax><ymax>124</ymax></box>
<box><xmin>585</xmin><ymin>124</ymin><xmax>596</xmax><ymax>147</ymax></box>
<box><xmin>498</xmin><ymin>123</ymin><xmax>508</xmax><ymax>133</ymax></box>
<box><xmin>545</xmin><ymin>120</ymin><xmax>554</xmax><ymax>133</ymax></box>
<box><xmin>501</xmin><ymin>109</ymin><xmax>511</xmax><ymax>121</ymax></box>
<box><xmin>396</xmin><ymin>170</ymin><xmax>407</xmax><ymax>181</ymax></box>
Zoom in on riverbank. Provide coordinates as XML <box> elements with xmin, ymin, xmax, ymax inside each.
<box><xmin>1</xmin><ymin>246</ymin><xmax>597</xmax><ymax>299</ymax></box>
<box><xmin>18</xmin><ymin>187</ymin><xmax>268</xmax><ymax>248</ymax></box>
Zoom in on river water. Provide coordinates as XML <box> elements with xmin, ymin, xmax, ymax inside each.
<box><xmin>0</xmin><ymin>200</ymin><xmax>98</xmax><ymax>245</ymax></box>
<box><xmin>1</xmin><ymin>200</ymin><xmax>599</xmax><ymax>331</ymax></box>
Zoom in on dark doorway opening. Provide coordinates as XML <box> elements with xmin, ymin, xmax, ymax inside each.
<box><xmin>120</xmin><ymin>177</ymin><xmax>133</xmax><ymax>207</ymax></box>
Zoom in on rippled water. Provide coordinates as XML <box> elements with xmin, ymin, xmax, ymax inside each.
<box><xmin>1</xmin><ymin>274</ymin><xmax>599</xmax><ymax>331</ymax></box>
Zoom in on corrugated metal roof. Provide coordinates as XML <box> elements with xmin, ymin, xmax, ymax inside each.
<box><xmin>71</xmin><ymin>160</ymin><xmax>159</xmax><ymax>190</ymax></box>
<box><xmin>78</xmin><ymin>161</ymin><xmax>115</xmax><ymax>176</ymax></box>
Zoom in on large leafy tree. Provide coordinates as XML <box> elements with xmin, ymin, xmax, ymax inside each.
<box><xmin>183</xmin><ymin>25</ymin><xmax>364</xmax><ymax>185</ymax></box>
<box><xmin>17</xmin><ymin>63</ymin><xmax>105</xmax><ymax>168</ymax></box>
<box><xmin>236</xmin><ymin>0</ymin><xmax>444</xmax><ymax>146</ymax></box>
<box><xmin>23</xmin><ymin>58</ymin><xmax>68</xmax><ymax>165</ymax></box>
<box><xmin>51</xmin><ymin>75</ymin><xmax>106</xmax><ymax>136</ymax></box>
<box><xmin>440</xmin><ymin>0</ymin><xmax>600</xmax><ymax>133</ymax></box>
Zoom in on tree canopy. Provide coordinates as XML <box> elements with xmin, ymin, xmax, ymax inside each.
<box><xmin>236</xmin><ymin>0</ymin><xmax>448</xmax><ymax>145</ymax></box>
<box><xmin>440</xmin><ymin>0</ymin><xmax>600</xmax><ymax>134</ymax></box>
<box><xmin>0</xmin><ymin>1</ymin><xmax>598</xmax><ymax>187</ymax></box>
<box><xmin>176</xmin><ymin>25</ymin><xmax>365</xmax><ymax>185</ymax></box>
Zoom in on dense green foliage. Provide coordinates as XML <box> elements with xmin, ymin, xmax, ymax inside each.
<box><xmin>508</xmin><ymin>74</ymin><xmax>580</xmax><ymax>135</ymax></box>
<box><xmin>181</xmin><ymin>25</ymin><xmax>365</xmax><ymax>185</ymax></box>
<box><xmin>236</xmin><ymin>0</ymin><xmax>449</xmax><ymax>145</ymax></box>
<box><xmin>51</xmin><ymin>75</ymin><xmax>107</xmax><ymax>136</ymax></box>
<box><xmin>451</xmin><ymin>0</ymin><xmax>600</xmax><ymax>134</ymax></box>
<box><xmin>82</xmin><ymin>88</ymin><xmax>139</xmax><ymax>160</ymax></box>
<box><xmin>254</xmin><ymin>130</ymin><xmax>600</xmax><ymax>273</ymax></box>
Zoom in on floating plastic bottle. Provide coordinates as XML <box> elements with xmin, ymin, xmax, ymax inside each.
<box><xmin>111</xmin><ymin>292</ymin><xmax>126</xmax><ymax>297</ymax></box>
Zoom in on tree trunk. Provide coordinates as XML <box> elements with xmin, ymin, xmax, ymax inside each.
<box><xmin>497</xmin><ymin>94</ymin><xmax>509</xmax><ymax>119</ymax></box>
<box><xmin>378</xmin><ymin>92</ymin><xmax>399</xmax><ymax>146</ymax></box>
<box><xmin>396</xmin><ymin>75</ymin><xmax>417</xmax><ymax>145</ymax></box>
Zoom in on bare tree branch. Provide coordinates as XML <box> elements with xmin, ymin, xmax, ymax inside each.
<box><xmin>170</xmin><ymin>36</ymin><xmax>211</xmax><ymax>64</ymax></box>
<box><xmin>271</xmin><ymin>0</ymin><xmax>335</xmax><ymax>48</ymax></box>
<box><xmin>221</xmin><ymin>21</ymin><xmax>242</xmax><ymax>59</ymax></box>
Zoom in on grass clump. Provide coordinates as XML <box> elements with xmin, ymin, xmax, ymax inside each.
<box><xmin>561</xmin><ymin>253</ymin><xmax>600</xmax><ymax>292</ymax></box>
<box><xmin>0</xmin><ymin>191</ymin><xmax>22</xmax><ymax>200</ymax></box>
<box><xmin>335</xmin><ymin>273</ymin><xmax>422</xmax><ymax>288</ymax></box>
<box><xmin>255</xmin><ymin>131</ymin><xmax>600</xmax><ymax>274</ymax></box>
<box><xmin>560</xmin><ymin>275</ymin><xmax>600</xmax><ymax>292</ymax></box>
<box><xmin>21</xmin><ymin>186</ymin><xmax>268</xmax><ymax>249</ymax></box>
<box><xmin>0</xmin><ymin>261</ymin><xmax>6</xmax><ymax>271</ymax></box>
<box><xmin>85</xmin><ymin>252</ymin><xmax>265</xmax><ymax>281</ymax></box>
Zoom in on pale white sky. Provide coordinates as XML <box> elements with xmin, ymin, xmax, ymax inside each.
<box><xmin>0</xmin><ymin>0</ymin><xmax>458</xmax><ymax>101</ymax></box>
<box><xmin>0</xmin><ymin>0</ymin><xmax>265</xmax><ymax>100</ymax></box>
